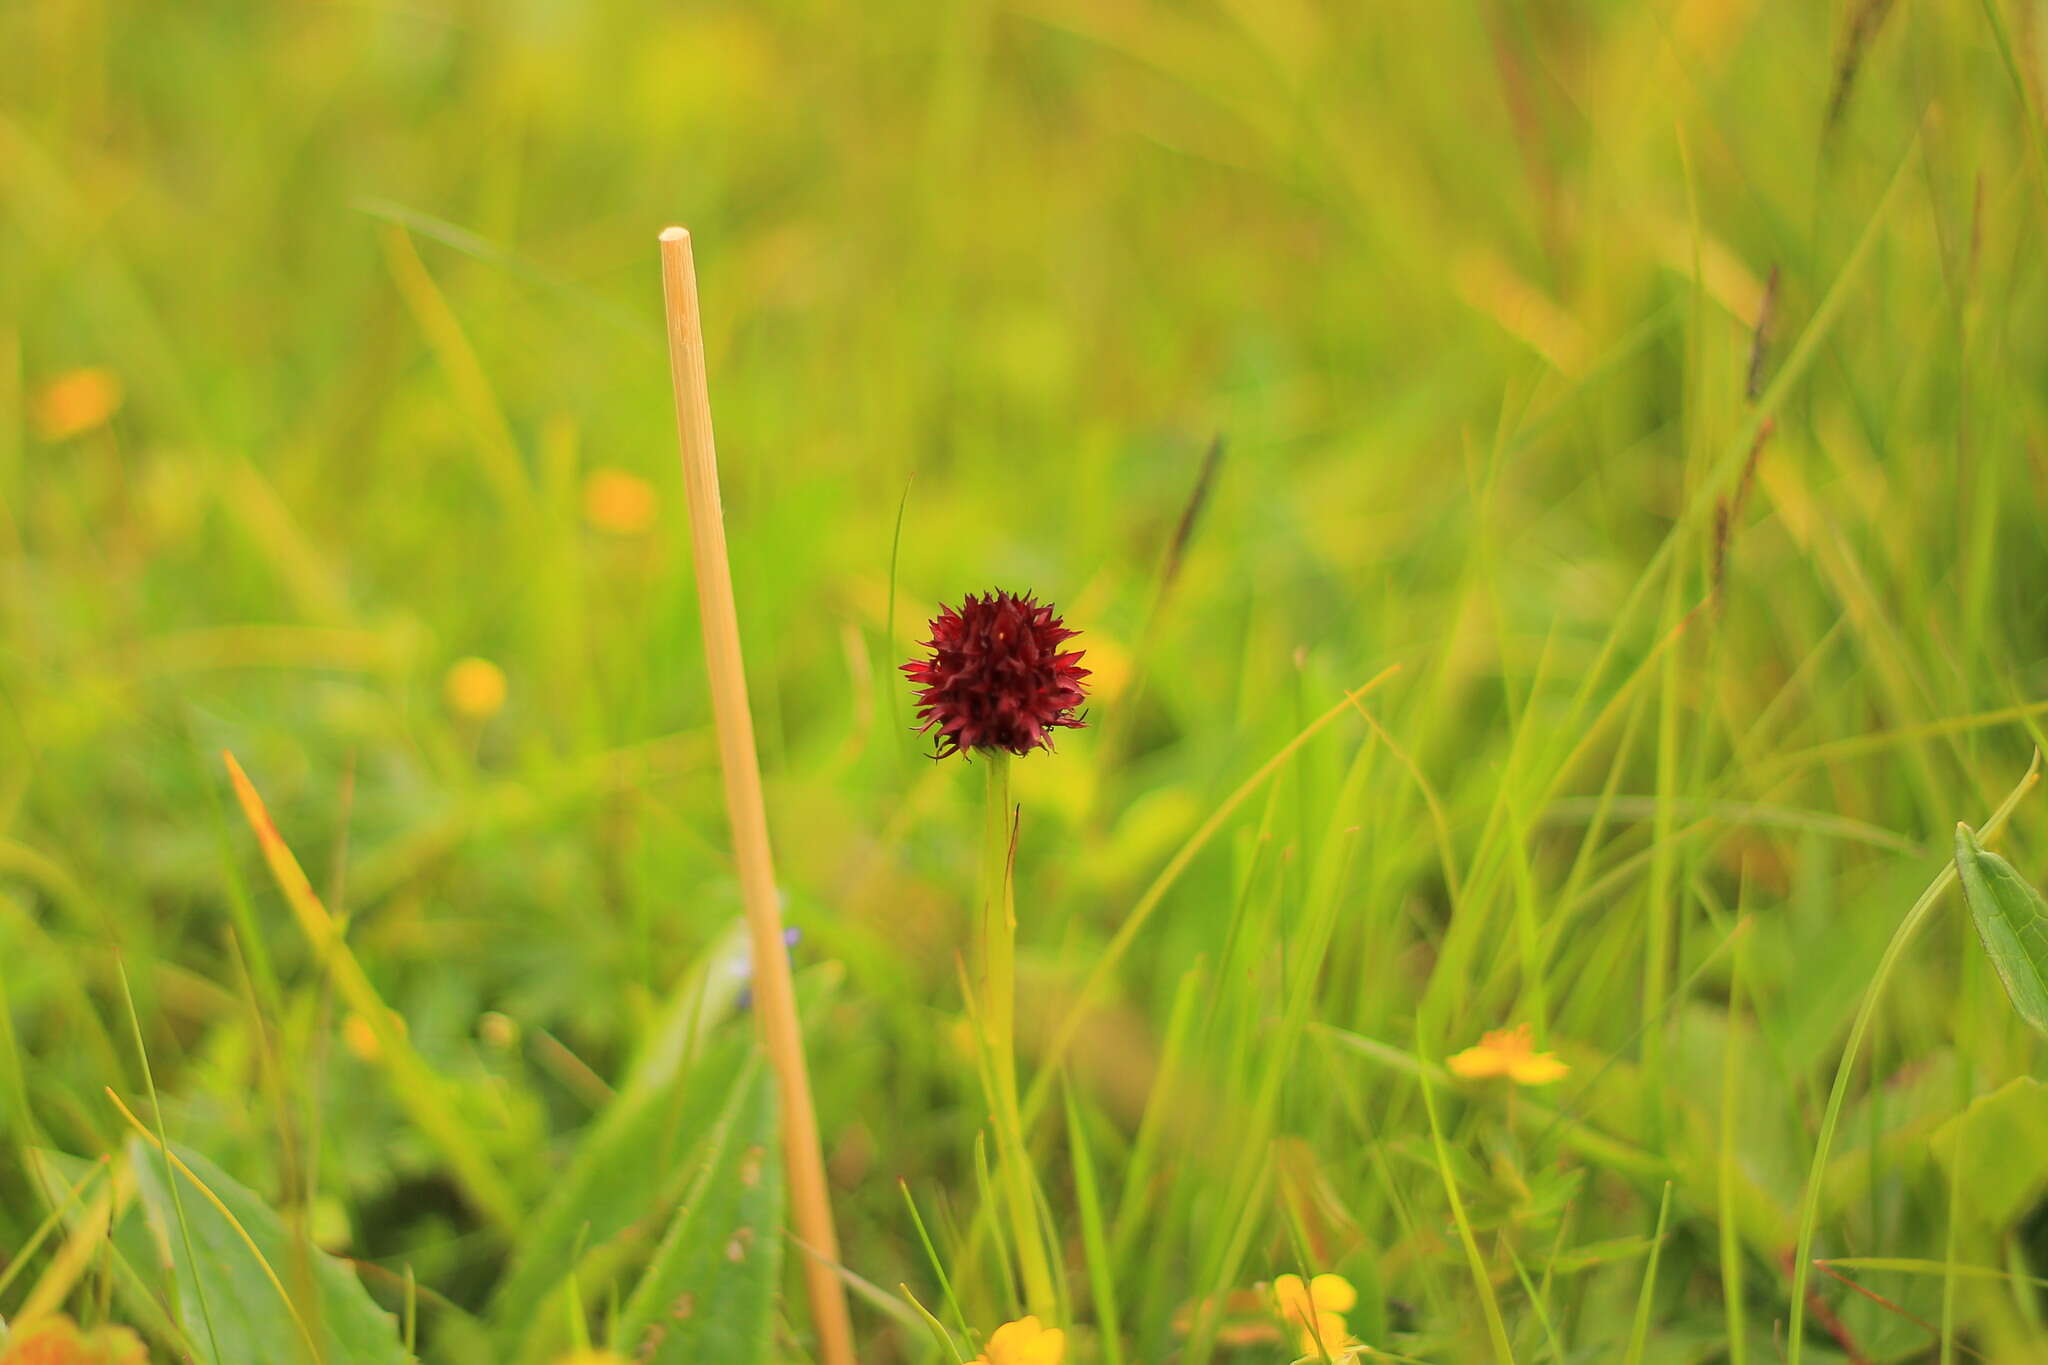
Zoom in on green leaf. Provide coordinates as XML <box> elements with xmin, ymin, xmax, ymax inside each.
<box><xmin>1953</xmin><ymin>824</ymin><xmax>2048</xmax><ymax>1036</ymax></box>
<box><xmin>489</xmin><ymin>917</ymin><xmax>805</xmax><ymax>1358</ymax></box>
<box><xmin>1931</xmin><ymin>1077</ymin><xmax>2048</xmax><ymax>1229</ymax></box>
<box><xmin>26</xmin><ymin>1148</ymin><xmax>189</xmax><ymax>1352</ymax></box>
<box><xmin>124</xmin><ymin>1136</ymin><xmax>411</xmax><ymax>1365</ymax></box>
<box><xmin>610</xmin><ymin>1057</ymin><xmax>783</xmax><ymax>1365</ymax></box>
<box><xmin>487</xmin><ymin>1031</ymin><xmax>748</xmax><ymax>1347</ymax></box>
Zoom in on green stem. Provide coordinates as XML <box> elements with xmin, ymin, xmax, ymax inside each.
<box><xmin>981</xmin><ymin>752</ymin><xmax>1055</xmax><ymax>1318</ymax></box>
<box><xmin>1786</xmin><ymin>878</ymin><xmax>1947</xmax><ymax>1362</ymax></box>
<box><xmin>1786</xmin><ymin>759</ymin><xmax>2038</xmax><ymax>1361</ymax></box>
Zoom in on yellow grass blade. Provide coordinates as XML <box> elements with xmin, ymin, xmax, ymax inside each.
<box><xmin>222</xmin><ymin>751</ymin><xmax>522</xmax><ymax>1232</ymax></box>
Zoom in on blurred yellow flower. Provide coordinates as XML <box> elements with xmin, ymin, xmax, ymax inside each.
<box><xmin>967</xmin><ymin>1315</ymin><xmax>1065</xmax><ymax>1365</ymax></box>
<box><xmin>478</xmin><ymin>1010</ymin><xmax>520</xmax><ymax>1050</ymax></box>
<box><xmin>32</xmin><ymin>368</ymin><xmax>123</xmax><ymax>442</ymax></box>
<box><xmin>1447</xmin><ymin>1023</ymin><xmax>1568</xmax><ymax>1086</ymax></box>
<box><xmin>549</xmin><ymin>1354</ymin><xmax>631</xmax><ymax>1365</ymax></box>
<box><xmin>1273</xmin><ymin>1272</ymin><xmax>1358</xmax><ymax>1358</ymax></box>
<box><xmin>444</xmin><ymin>656</ymin><xmax>507</xmax><ymax>719</ymax></box>
<box><xmin>343</xmin><ymin>1007</ymin><xmax>407</xmax><ymax>1062</ymax></box>
<box><xmin>583</xmin><ymin>467</ymin><xmax>659</xmax><ymax>536</ymax></box>
<box><xmin>0</xmin><ymin>1314</ymin><xmax>147</xmax><ymax>1364</ymax></box>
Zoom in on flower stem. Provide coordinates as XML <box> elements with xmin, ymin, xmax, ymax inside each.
<box><xmin>1784</xmin><ymin>755</ymin><xmax>2038</xmax><ymax>1362</ymax></box>
<box><xmin>981</xmin><ymin>751</ymin><xmax>1056</xmax><ymax>1317</ymax></box>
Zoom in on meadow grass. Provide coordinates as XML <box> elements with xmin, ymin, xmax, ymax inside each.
<box><xmin>5</xmin><ymin>1</ymin><xmax>2048</xmax><ymax>1361</ymax></box>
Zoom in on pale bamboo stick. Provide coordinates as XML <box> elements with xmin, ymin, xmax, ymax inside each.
<box><xmin>657</xmin><ymin>227</ymin><xmax>857</xmax><ymax>1365</ymax></box>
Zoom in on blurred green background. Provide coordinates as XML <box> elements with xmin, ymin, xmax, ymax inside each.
<box><xmin>7</xmin><ymin>0</ymin><xmax>2048</xmax><ymax>1360</ymax></box>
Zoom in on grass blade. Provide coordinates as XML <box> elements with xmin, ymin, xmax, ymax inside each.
<box><xmin>1417</xmin><ymin>1035</ymin><xmax>1515</xmax><ymax>1363</ymax></box>
<box><xmin>222</xmin><ymin>752</ymin><xmax>523</xmax><ymax>1233</ymax></box>
<box><xmin>1621</xmin><ymin>1183</ymin><xmax>1673</xmax><ymax>1365</ymax></box>
<box><xmin>1063</xmin><ymin>1081</ymin><xmax>1125</xmax><ymax>1365</ymax></box>
<box><xmin>1786</xmin><ymin>755</ymin><xmax>2040</xmax><ymax>1361</ymax></box>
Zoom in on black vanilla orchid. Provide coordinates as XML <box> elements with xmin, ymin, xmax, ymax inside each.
<box><xmin>903</xmin><ymin>590</ymin><xmax>1090</xmax><ymax>758</ymax></box>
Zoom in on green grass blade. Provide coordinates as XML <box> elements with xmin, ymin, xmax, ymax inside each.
<box><xmin>223</xmin><ymin>753</ymin><xmax>523</xmax><ymax>1233</ymax></box>
<box><xmin>115</xmin><ymin>957</ymin><xmax>221</xmax><ymax>1363</ymax></box>
<box><xmin>899</xmin><ymin>1177</ymin><xmax>972</xmax><ymax>1345</ymax></box>
<box><xmin>1717</xmin><ymin>924</ymin><xmax>1750</xmax><ymax>1365</ymax></box>
<box><xmin>1026</xmin><ymin>669</ymin><xmax>1401</xmax><ymax>1121</ymax></box>
<box><xmin>1786</xmin><ymin>757</ymin><xmax>2041</xmax><ymax>1362</ymax></box>
<box><xmin>1417</xmin><ymin>1037</ymin><xmax>1515</xmax><ymax>1363</ymax></box>
<box><xmin>1621</xmin><ymin>1183</ymin><xmax>1673</xmax><ymax>1365</ymax></box>
<box><xmin>1063</xmin><ymin>1080</ymin><xmax>1125</xmax><ymax>1365</ymax></box>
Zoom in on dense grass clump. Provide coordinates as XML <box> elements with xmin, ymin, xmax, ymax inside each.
<box><xmin>5</xmin><ymin>1</ymin><xmax>2048</xmax><ymax>1361</ymax></box>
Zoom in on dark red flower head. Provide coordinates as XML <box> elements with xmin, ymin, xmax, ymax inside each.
<box><xmin>902</xmin><ymin>590</ymin><xmax>1089</xmax><ymax>759</ymax></box>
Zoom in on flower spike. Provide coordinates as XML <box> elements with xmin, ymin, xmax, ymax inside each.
<box><xmin>903</xmin><ymin>589</ymin><xmax>1090</xmax><ymax>759</ymax></box>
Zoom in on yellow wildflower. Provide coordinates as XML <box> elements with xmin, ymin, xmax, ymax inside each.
<box><xmin>444</xmin><ymin>656</ymin><xmax>508</xmax><ymax>720</ymax></box>
<box><xmin>549</xmin><ymin>1354</ymin><xmax>631</xmax><ymax>1365</ymax></box>
<box><xmin>32</xmin><ymin>368</ymin><xmax>123</xmax><ymax>442</ymax></box>
<box><xmin>582</xmin><ymin>467</ymin><xmax>659</xmax><ymax>536</ymax></box>
<box><xmin>1273</xmin><ymin>1272</ymin><xmax>1358</xmax><ymax>1357</ymax></box>
<box><xmin>1447</xmin><ymin>1023</ymin><xmax>1568</xmax><ymax>1086</ymax></box>
<box><xmin>342</xmin><ymin>1008</ymin><xmax>407</xmax><ymax>1062</ymax></box>
<box><xmin>478</xmin><ymin>1010</ymin><xmax>520</xmax><ymax>1050</ymax></box>
<box><xmin>966</xmin><ymin>1315</ymin><xmax>1065</xmax><ymax>1365</ymax></box>
<box><xmin>0</xmin><ymin>1314</ymin><xmax>148</xmax><ymax>1364</ymax></box>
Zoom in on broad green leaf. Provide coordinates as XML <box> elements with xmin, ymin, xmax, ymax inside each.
<box><xmin>1953</xmin><ymin>824</ymin><xmax>2048</xmax><ymax>1036</ymax></box>
<box><xmin>1931</xmin><ymin>1077</ymin><xmax>2048</xmax><ymax>1229</ymax></box>
<box><xmin>610</xmin><ymin>1057</ymin><xmax>783</xmax><ymax>1365</ymax></box>
<box><xmin>26</xmin><ymin>1148</ymin><xmax>187</xmax><ymax>1352</ymax></box>
<box><xmin>489</xmin><ymin>917</ymin><xmax>775</xmax><ymax>1356</ymax></box>
<box><xmin>488</xmin><ymin>1031</ymin><xmax>748</xmax><ymax>1352</ymax></box>
<box><xmin>124</xmin><ymin>1136</ymin><xmax>411</xmax><ymax>1365</ymax></box>
<box><xmin>29</xmin><ymin>1148</ymin><xmax>148</xmax><ymax>1266</ymax></box>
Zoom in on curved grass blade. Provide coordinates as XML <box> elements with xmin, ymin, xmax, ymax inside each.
<box><xmin>1954</xmin><ymin>824</ymin><xmax>2048</xmax><ymax>1036</ymax></box>
<box><xmin>222</xmin><ymin>752</ymin><xmax>523</xmax><ymax>1232</ymax></box>
<box><xmin>1785</xmin><ymin>756</ymin><xmax>2039</xmax><ymax>1364</ymax></box>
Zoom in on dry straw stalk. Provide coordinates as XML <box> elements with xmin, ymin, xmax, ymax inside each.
<box><xmin>658</xmin><ymin>226</ymin><xmax>857</xmax><ymax>1365</ymax></box>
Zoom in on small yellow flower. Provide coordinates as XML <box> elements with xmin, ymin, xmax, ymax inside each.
<box><xmin>342</xmin><ymin>1008</ymin><xmax>407</xmax><ymax>1062</ymax></box>
<box><xmin>966</xmin><ymin>1316</ymin><xmax>1066</xmax><ymax>1365</ymax></box>
<box><xmin>549</xmin><ymin>1354</ymin><xmax>632</xmax><ymax>1365</ymax></box>
<box><xmin>582</xmin><ymin>467</ymin><xmax>659</xmax><ymax>536</ymax></box>
<box><xmin>1273</xmin><ymin>1273</ymin><xmax>1358</xmax><ymax>1357</ymax></box>
<box><xmin>1447</xmin><ymin>1023</ymin><xmax>1568</xmax><ymax>1086</ymax></box>
<box><xmin>444</xmin><ymin>656</ymin><xmax>508</xmax><ymax>719</ymax></box>
<box><xmin>0</xmin><ymin>1314</ymin><xmax>148</xmax><ymax>1364</ymax></box>
<box><xmin>32</xmin><ymin>368</ymin><xmax>123</xmax><ymax>442</ymax></box>
<box><xmin>478</xmin><ymin>1010</ymin><xmax>520</xmax><ymax>1050</ymax></box>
